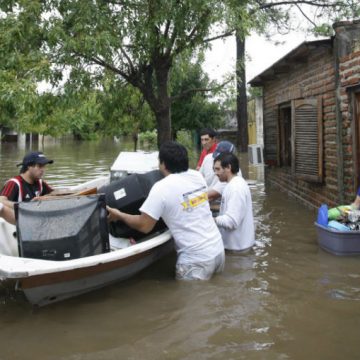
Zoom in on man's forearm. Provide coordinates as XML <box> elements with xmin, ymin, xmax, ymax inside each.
<box><xmin>0</xmin><ymin>196</ymin><xmax>15</xmax><ymax>209</ymax></box>
<box><xmin>107</xmin><ymin>206</ymin><xmax>156</xmax><ymax>234</ymax></box>
<box><xmin>118</xmin><ymin>212</ymin><xmax>148</xmax><ymax>233</ymax></box>
<box><xmin>208</xmin><ymin>189</ymin><xmax>221</xmax><ymax>202</ymax></box>
<box><xmin>0</xmin><ymin>203</ymin><xmax>16</xmax><ymax>225</ymax></box>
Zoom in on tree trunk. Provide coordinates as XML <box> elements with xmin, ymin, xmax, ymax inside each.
<box><xmin>138</xmin><ymin>59</ymin><xmax>172</xmax><ymax>148</ymax></box>
<box><xmin>154</xmin><ymin>104</ymin><xmax>171</xmax><ymax>147</ymax></box>
<box><xmin>132</xmin><ymin>132</ymin><xmax>138</xmax><ymax>151</ymax></box>
<box><xmin>154</xmin><ymin>62</ymin><xmax>172</xmax><ymax>147</ymax></box>
<box><xmin>236</xmin><ymin>34</ymin><xmax>248</xmax><ymax>152</ymax></box>
<box><xmin>142</xmin><ymin>90</ymin><xmax>172</xmax><ymax>148</ymax></box>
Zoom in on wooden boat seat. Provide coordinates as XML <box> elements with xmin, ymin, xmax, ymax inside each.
<box><xmin>35</xmin><ymin>187</ymin><xmax>98</xmax><ymax>201</ymax></box>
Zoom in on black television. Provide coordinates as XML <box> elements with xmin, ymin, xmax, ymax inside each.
<box><xmin>16</xmin><ymin>194</ymin><xmax>109</xmax><ymax>261</ymax></box>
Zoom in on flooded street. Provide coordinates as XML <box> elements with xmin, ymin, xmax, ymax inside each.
<box><xmin>0</xmin><ymin>138</ymin><xmax>359</xmax><ymax>360</ymax></box>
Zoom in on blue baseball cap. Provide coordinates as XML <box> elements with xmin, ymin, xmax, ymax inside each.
<box><xmin>17</xmin><ymin>151</ymin><xmax>54</xmax><ymax>167</ymax></box>
<box><xmin>212</xmin><ymin>141</ymin><xmax>235</xmax><ymax>158</ymax></box>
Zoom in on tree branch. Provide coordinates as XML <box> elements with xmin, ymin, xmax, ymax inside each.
<box><xmin>87</xmin><ymin>55</ymin><xmax>132</xmax><ymax>83</ymax></box>
<box><xmin>171</xmin><ymin>78</ymin><xmax>233</xmax><ymax>102</ymax></box>
<box><xmin>119</xmin><ymin>45</ymin><xmax>135</xmax><ymax>73</ymax></box>
<box><xmin>105</xmin><ymin>0</ymin><xmax>127</xmax><ymax>4</ymax></box>
<box><xmin>164</xmin><ymin>0</ymin><xmax>181</xmax><ymax>57</ymax></box>
<box><xmin>259</xmin><ymin>0</ymin><xmax>345</xmax><ymax>10</ymax></box>
<box><xmin>204</xmin><ymin>30</ymin><xmax>235</xmax><ymax>43</ymax></box>
<box><xmin>164</xmin><ymin>25</ymin><xmax>178</xmax><ymax>58</ymax></box>
<box><xmin>172</xmin><ymin>8</ymin><xmax>213</xmax><ymax>56</ymax></box>
<box><xmin>163</xmin><ymin>19</ymin><xmax>171</xmax><ymax>39</ymax></box>
<box><xmin>186</xmin><ymin>9</ymin><xmax>210</xmax><ymax>42</ymax></box>
<box><xmin>295</xmin><ymin>3</ymin><xmax>316</xmax><ymax>27</ymax></box>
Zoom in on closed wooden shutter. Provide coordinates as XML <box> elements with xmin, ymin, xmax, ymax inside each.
<box><xmin>291</xmin><ymin>97</ymin><xmax>323</xmax><ymax>182</ymax></box>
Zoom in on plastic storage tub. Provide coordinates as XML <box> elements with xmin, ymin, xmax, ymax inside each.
<box><xmin>315</xmin><ymin>222</ymin><xmax>360</xmax><ymax>256</ymax></box>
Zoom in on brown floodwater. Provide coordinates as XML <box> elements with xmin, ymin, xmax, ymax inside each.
<box><xmin>0</xmin><ymin>138</ymin><xmax>359</xmax><ymax>360</ymax></box>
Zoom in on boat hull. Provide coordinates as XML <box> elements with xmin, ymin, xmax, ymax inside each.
<box><xmin>0</xmin><ymin>226</ymin><xmax>173</xmax><ymax>306</ymax></box>
<box><xmin>20</xmin><ymin>239</ymin><xmax>173</xmax><ymax>306</ymax></box>
<box><xmin>315</xmin><ymin>222</ymin><xmax>360</xmax><ymax>256</ymax></box>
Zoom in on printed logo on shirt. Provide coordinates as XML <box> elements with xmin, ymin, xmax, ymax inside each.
<box><xmin>181</xmin><ymin>186</ymin><xmax>208</xmax><ymax>212</ymax></box>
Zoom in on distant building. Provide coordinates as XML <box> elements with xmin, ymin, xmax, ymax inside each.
<box><xmin>217</xmin><ymin>98</ymin><xmax>263</xmax><ymax>146</ymax></box>
<box><xmin>0</xmin><ymin>127</ymin><xmax>18</xmax><ymax>142</ymax></box>
<box><xmin>216</xmin><ymin>110</ymin><xmax>237</xmax><ymax>144</ymax></box>
<box><xmin>0</xmin><ymin>126</ymin><xmax>39</xmax><ymax>146</ymax></box>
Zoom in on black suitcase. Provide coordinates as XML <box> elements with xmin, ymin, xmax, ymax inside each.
<box><xmin>101</xmin><ymin>170</ymin><xmax>166</xmax><ymax>239</ymax></box>
<box><xmin>16</xmin><ymin>194</ymin><xmax>109</xmax><ymax>261</ymax></box>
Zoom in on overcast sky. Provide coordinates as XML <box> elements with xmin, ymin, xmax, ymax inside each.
<box><xmin>203</xmin><ymin>30</ymin><xmax>323</xmax><ymax>84</ymax></box>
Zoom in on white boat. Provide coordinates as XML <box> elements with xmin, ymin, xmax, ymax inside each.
<box><xmin>0</xmin><ymin>151</ymin><xmax>173</xmax><ymax>307</ymax></box>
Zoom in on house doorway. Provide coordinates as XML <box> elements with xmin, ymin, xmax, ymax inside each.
<box><xmin>355</xmin><ymin>92</ymin><xmax>360</xmax><ymax>190</ymax></box>
<box><xmin>279</xmin><ymin>105</ymin><xmax>292</xmax><ymax>167</ymax></box>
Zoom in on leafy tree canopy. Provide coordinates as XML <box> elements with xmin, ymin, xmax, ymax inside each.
<box><xmin>0</xmin><ymin>2</ymin><xmax>51</xmax><ymax>131</ymax></box>
<box><xmin>1</xmin><ymin>0</ymin><xmax>239</xmax><ymax>145</ymax></box>
<box><xmin>1</xmin><ymin>0</ymin><xmax>359</xmax><ymax>146</ymax></box>
<box><xmin>97</xmin><ymin>76</ymin><xmax>155</xmax><ymax>139</ymax></box>
<box><xmin>171</xmin><ymin>53</ymin><xmax>224</xmax><ymax>133</ymax></box>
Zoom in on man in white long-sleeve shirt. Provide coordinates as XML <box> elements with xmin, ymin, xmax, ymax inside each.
<box><xmin>213</xmin><ymin>152</ymin><xmax>255</xmax><ymax>251</ymax></box>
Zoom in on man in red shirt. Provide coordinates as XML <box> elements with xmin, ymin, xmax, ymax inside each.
<box><xmin>0</xmin><ymin>151</ymin><xmax>54</xmax><ymax>224</ymax></box>
<box><xmin>196</xmin><ymin>128</ymin><xmax>217</xmax><ymax>170</ymax></box>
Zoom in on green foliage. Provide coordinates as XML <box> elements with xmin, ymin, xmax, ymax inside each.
<box><xmin>97</xmin><ymin>77</ymin><xmax>155</xmax><ymax>138</ymax></box>
<box><xmin>248</xmin><ymin>86</ymin><xmax>262</xmax><ymax>99</ymax></box>
<box><xmin>176</xmin><ymin>130</ymin><xmax>194</xmax><ymax>149</ymax></box>
<box><xmin>138</xmin><ymin>130</ymin><xmax>157</xmax><ymax>150</ymax></box>
<box><xmin>0</xmin><ymin>2</ymin><xmax>50</xmax><ymax>131</ymax></box>
<box><xmin>176</xmin><ymin>130</ymin><xmax>198</xmax><ymax>167</ymax></box>
<box><xmin>223</xmin><ymin>0</ymin><xmax>254</xmax><ymax>37</ymax></box>
<box><xmin>7</xmin><ymin>0</ymin><xmax>232</xmax><ymax>144</ymax></box>
<box><xmin>170</xmin><ymin>54</ymin><xmax>225</xmax><ymax>133</ymax></box>
<box><xmin>43</xmin><ymin>1</ymin><xmax>223</xmax><ymax>85</ymax></box>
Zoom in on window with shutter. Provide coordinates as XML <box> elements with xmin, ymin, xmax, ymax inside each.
<box><xmin>291</xmin><ymin>97</ymin><xmax>323</xmax><ymax>182</ymax></box>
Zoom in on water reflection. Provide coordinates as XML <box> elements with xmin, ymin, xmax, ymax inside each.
<box><xmin>0</xmin><ymin>137</ymin><xmax>126</xmax><ymax>187</ymax></box>
<box><xmin>0</xmin><ymin>139</ymin><xmax>360</xmax><ymax>359</ymax></box>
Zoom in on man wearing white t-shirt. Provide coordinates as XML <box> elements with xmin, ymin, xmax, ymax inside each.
<box><xmin>107</xmin><ymin>141</ymin><xmax>225</xmax><ymax>280</ymax></box>
<box><xmin>213</xmin><ymin>152</ymin><xmax>255</xmax><ymax>251</ymax></box>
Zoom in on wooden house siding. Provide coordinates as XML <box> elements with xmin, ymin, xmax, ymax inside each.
<box><xmin>250</xmin><ymin>19</ymin><xmax>360</xmax><ymax>208</ymax></box>
<box><xmin>262</xmin><ymin>45</ymin><xmax>337</xmax><ymax>207</ymax></box>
